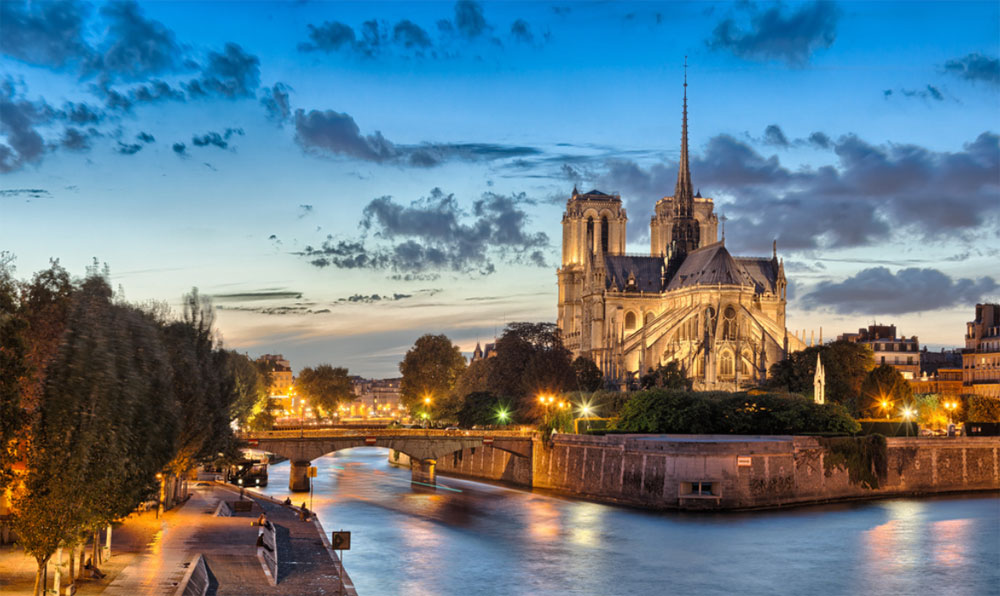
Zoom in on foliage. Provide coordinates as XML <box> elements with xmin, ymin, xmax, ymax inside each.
<box><xmin>0</xmin><ymin>253</ymin><xmax>28</xmax><ymax>487</ymax></box>
<box><xmin>297</xmin><ymin>364</ymin><xmax>353</xmax><ymax>418</ymax></box>
<box><xmin>572</xmin><ymin>356</ymin><xmax>603</xmax><ymax>392</ymax></box>
<box><xmin>539</xmin><ymin>407</ymin><xmax>574</xmax><ymax>435</ymax></box>
<box><xmin>456</xmin><ymin>392</ymin><xmax>513</xmax><ymax>428</ymax></box>
<box><xmin>964</xmin><ymin>395</ymin><xmax>1000</xmax><ymax>422</ymax></box>
<box><xmin>616</xmin><ymin>389</ymin><xmax>860</xmax><ymax>435</ymax></box>
<box><xmin>399</xmin><ymin>334</ymin><xmax>466</xmax><ymax>415</ymax></box>
<box><xmin>819</xmin><ymin>435</ymin><xmax>888</xmax><ymax>489</ymax></box>
<box><xmin>484</xmin><ymin>322</ymin><xmax>575</xmax><ymax>421</ymax></box>
<box><xmin>767</xmin><ymin>341</ymin><xmax>874</xmax><ymax>417</ymax></box>
<box><xmin>860</xmin><ymin>364</ymin><xmax>913</xmax><ymax>417</ymax></box>
<box><xmin>221</xmin><ymin>350</ymin><xmax>272</xmax><ymax>429</ymax></box>
<box><xmin>451</xmin><ymin>358</ymin><xmax>491</xmax><ymax>402</ymax></box>
<box><xmin>640</xmin><ymin>361</ymin><xmax>691</xmax><ymax>390</ymax></box>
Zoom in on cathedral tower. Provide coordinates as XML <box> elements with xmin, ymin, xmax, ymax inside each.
<box><xmin>666</xmin><ymin>59</ymin><xmax>701</xmax><ymax>277</ymax></box>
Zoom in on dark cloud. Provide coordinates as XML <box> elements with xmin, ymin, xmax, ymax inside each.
<box><xmin>0</xmin><ymin>188</ymin><xmax>51</xmax><ymax>199</ymax></box>
<box><xmin>763</xmin><ymin>124</ymin><xmax>790</xmax><ymax>147</ymax></box>
<box><xmin>337</xmin><ymin>293</ymin><xmax>413</xmax><ymax>303</ymax></box>
<box><xmin>293</xmin><ymin>107</ymin><xmax>539</xmax><ymax>166</ymax></box>
<box><xmin>0</xmin><ymin>82</ymin><xmax>51</xmax><ymax>172</ymax></box>
<box><xmin>185</xmin><ymin>43</ymin><xmax>260</xmax><ymax>99</ymax></box>
<box><xmin>707</xmin><ymin>1</ymin><xmax>838</xmax><ymax>66</ymax></box>
<box><xmin>115</xmin><ymin>141</ymin><xmax>142</xmax><ymax>155</ymax></box>
<box><xmin>802</xmin><ymin>267</ymin><xmax>998</xmax><ymax>314</ymax></box>
<box><xmin>943</xmin><ymin>52</ymin><xmax>999</xmax><ymax>85</ymax></box>
<box><xmin>393</xmin><ymin>20</ymin><xmax>432</xmax><ymax>49</ymax></box>
<box><xmin>190</xmin><ymin>129</ymin><xmax>242</xmax><ymax>150</ymax></box>
<box><xmin>297</xmin><ymin>188</ymin><xmax>549</xmax><ymax>276</ymax></box>
<box><xmin>62</xmin><ymin>101</ymin><xmax>104</xmax><ymax>124</ymax></box>
<box><xmin>261</xmin><ymin>82</ymin><xmax>292</xmax><ymax>123</ymax></box>
<box><xmin>136</xmin><ymin>131</ymin><xmax>155</xmax><ymax>143</ymax></box>
<box><xmin>298</xmin><ymin>204</ymin><xmax>314</xmax><ymax>218</ymax></box>
<box><xmin>885</xmin><ymin>85</ymin><xmax>945</xmax><ymax>101</ymax></box>
<box><xmin>172</xmin><ymin>142</ymin><xmax>186</xmax><ymax>155</ymax></box>
<box><xmin>216</xmin><ymin>305</ymin><xmax>330</xmax><ymax>315</ymax></box>
<box><xmin>299</xmin><ymin>21</ymin><xmax>358</xmax><ymax>53</ymax></box>
<box><xmin>510</xmin><ymin>19</ymin><xmax>533</xmax><ymax>42</ymax></box>
<box><xmin>61</xmin><ymin>127</ymin><xmax>91</xmax><ymax>150</ymax></box>
<box><xmin>91</xmin><ymin>0</ymin><xmax>181</xmax><ymax>80</ymax></box>
<box><xmin>0</xmin><ymin>0</ymin><xmax>92</xmax><ymax>69</ymax></box>
<box><xmin>453</xmin><ymin>1</ymin><xmax>489</xmax><ymax>38</ymax></box>
<box><xmin>808</xmin><ymin>131</ymin><xmax>831</xmax><ymax>149</ymax></box>
<box><xmin>589</xmin><ymin>130</ymin><xmax>1000</xmax><ymax>252</ymax></box>
<box><xmin>212</xmin><ymin>290</ymin><xmax>303</xmax><ymax>302</ymax></box>
<box><xmin>130</xmin><ymin>80</ymin><xmax>185</xmax><ymax>104</ymax></box>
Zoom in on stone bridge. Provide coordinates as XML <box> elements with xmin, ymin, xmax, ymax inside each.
<box><xmin>241</xmin><ymin>429</ymin><xmax>535</xmax><ymax>491</ymax></box>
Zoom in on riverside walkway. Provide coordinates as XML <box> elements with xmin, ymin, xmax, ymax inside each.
<box><xmin>0</xmin><ymin>482</ymin><xmax>355</xmax><ymax>595</ymax></box>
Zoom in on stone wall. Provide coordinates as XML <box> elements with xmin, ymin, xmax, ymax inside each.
<box><xmin>428</xmin><ymin>434</ymin><xmax>999</xmax><ymax>510</ymax></box>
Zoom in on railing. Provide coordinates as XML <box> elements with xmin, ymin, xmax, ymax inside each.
<box><xmin>242</xmin><ymin>428</ymin><xmax>537</xmax><ymax>440</ymax></box>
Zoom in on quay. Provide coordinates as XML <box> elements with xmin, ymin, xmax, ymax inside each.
<box><xmin>0</xmin><ymin>482</ymin><xmax>356</xmax><ymax>595</ymax></box>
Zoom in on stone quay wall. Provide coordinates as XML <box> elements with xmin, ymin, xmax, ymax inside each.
<box><xmin>429</xmin><ymin>434</ymin><xmax>999</xmax><ymax>510</ymax></box>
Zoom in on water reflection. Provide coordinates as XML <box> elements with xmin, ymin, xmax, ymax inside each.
<box><xmin>258</xmin><ymin>448</ymin><xmax>999</xmax><ymax>596</ymax></box>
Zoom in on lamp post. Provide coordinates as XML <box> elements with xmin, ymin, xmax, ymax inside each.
<box><xmin>944</xmin><ymin>400</ymin><xmax>956</xmax><ymax>425</ymax></box>
<box><xmin>880</xmin><ymin>400</ymin><xmax>890</xmax><ymax>420</ymax></box>
<box><xmin>423</xmin><ymin>396</ymin><xmax>432</xmax><ymax>427</ymax></box>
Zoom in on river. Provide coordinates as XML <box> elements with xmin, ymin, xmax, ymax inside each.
<box><xmin>258</xmin><ymin>447</ymin><xmax>999</xmax><ymax>596</ymax></box>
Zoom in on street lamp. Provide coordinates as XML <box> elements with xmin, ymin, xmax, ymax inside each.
<box><xmin>944</xmin><ymin>400</ymin><xmax>957</xmax><ymax>425</ymax></box>
<box><xmin>880</xmin><ymin>400</ymin><xmax>890</xmax><ymax>420</ymax></box>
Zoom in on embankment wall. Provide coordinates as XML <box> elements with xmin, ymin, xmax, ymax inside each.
<box><xmin>426</xmin><ymin>435</ymin><xmax>999</xmax><ymax>510</ymax></box>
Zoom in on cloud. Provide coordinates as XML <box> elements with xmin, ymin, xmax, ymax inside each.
<box><xmin>61</xmin><ymin>127</ymin><xmax>91</xmax><ymax>150</ymax></box>
<box><xmin>191</xmin><ymin>128</ymin><xmax>242</xmax><ymax>150</ymax></box>
<box><xmin>261</xmin><ymin>82</ymin><xmax>292</xmax><ymax>123</ymax></box>
<box><xmin>884</xmin><ymin>85</ymin><xmax>945</xmax><ymax>101</ymax></box>
<box><xmin>808</xmin><ymin>131</ymin><xmax>831</xmax><ymax>149</ymax></box>
<box><xmin>293</xmin><ymin>107</ymin><xmax>539</xmax><ymax>166</ymax></box>
<box><xmin>136</xmin><ymin>131</ymin><xmax>155</xmax><ymax>143</ymax></box>
<box><xmin>0</xmin><ymin>0</ymin><xmax>92</xmax><ymax>69</ymax></box>
<box><xmin>185</xmin><ymin>43</ymin><xmax>261</xmax><ymax>99</ymax></box>
<box><xmin>802</xmin><ymin>267</ymin><xmax>998</xmax><ymax>314</ymax></box>
<box><xmin>510</xmin><ymin>19</ymin><xmax>533</xmax><ymax>42</ymax></box>
<box><xmin>763</xmin><ymin>124</ymin><xmax>790</xmax><ymax>147</ymax></box>
<box><xmin>0</xmin><ymin>82</ymin><xmax>51</xmax><ymax>172</ymax></box>
<box><xmin>588</xmin><ymin>130</ymin><xmax>1000</xmax><ymax>251</ymax></box>
<box><xmin>299</xmin><ymin>21</ymin><xmax>358</xmax><ymax>53</ymax></box>
<box><xmin>337</xmin><ymin>293</ymin><xmax>413</xmax><ymax>303</ymax></box>
<box><xmin>298</xmin><ymin>204</ymin><xmax>314</xmax><ymax>219</ymax></box>
<box><xmin>452</xmin><ymin>1</ymin><xmax>490</xmax><ymax>38</ymax></box>
<box><xmin>0</xmin><ymin>188</ymin><xmax>51</xmax><ymax>199</ymax></box>
<box><xmin>172</xmin><ymin>142</ymin><xmax>186</xmax><ymax>155</ymax></box>
<box><xmin>116</xmin><ymin>141</ymin><xmax>143</xmax><ymax>155</ymax></box>
<box><xmin>212</xmin><ymin>290</ymin><xmax>303</xmax><ymax>302</ymax></box>
<box><xmin>393</xmin><ymin>20</ymin><xmax>432</xmax><ymax>49</ymax></box>
<box><xmin>297</xmin><ymin>188</ymin><xmax>549</xmax><ymax>276</ymax></box>
<box><xmin>90</xmin><ymin>0</ymin><xmax>182</xmax><ymax>80</ymax></box>
<box><xmin>943</xmin><ymin>52</ymin><xmax>999</xmax><ymax>85</ymax></box>
<box><xmin>707</xmin><ymin>1</ymin><xmax>838</xmax><ymax>66</ymax></box>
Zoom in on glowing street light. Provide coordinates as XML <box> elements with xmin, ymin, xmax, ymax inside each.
<box><xmin>902</xmin><ymin>406</ymin><xmax>915</xmax><ymax>420</ymax></box>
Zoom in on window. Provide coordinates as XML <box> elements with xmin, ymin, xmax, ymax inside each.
<box><xmin>686</xmin><ymin>482</ymin><xmax>714</xmax><ymax>495</ymax></box>
<box><xmin>625</xmin><ymin>311</ymin><xmax>637</xmax><ymax>331</ymax></box>
<box><xmin>720</xmin><ymin>352</ymin><xmax>734</xmax><ymax>376</ymax></box>
<box><xmin>601</xmin><ymin>216</ymin><xmax>609</xmax><ymax>253</ymax></box>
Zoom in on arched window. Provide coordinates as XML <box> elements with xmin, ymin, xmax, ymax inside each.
<box><xmin>722</xmin><ymin>306</ymin><xmax>737</xmax><ymax>340</ymax></box>
<box><xmin>645</xmin><ymin>311</ymin><xmax>655</xmax><ymax>325</ymax></box>
<box><xmin>601</xmin><ymin>216</ymin><xmax>609</xmax><ymax>253</ymax></box>
<box><xmin>625</xmin><ymin>311</ymin><xmax>637</xmax><ymax>331</ymax></box>
<box><xmin>741</xmin><ymin>352</ymin><xmax>752</xmax><ymax>375</ymax></box>
<box><xmin>586</xmin><ymin>217</ymin><xmax>594</xmax><ymax>252</ymax></box>
<box><xmin>720</xmin><ymin>352</ymin><xmax>734</xmax><ymax>376</ymax></box>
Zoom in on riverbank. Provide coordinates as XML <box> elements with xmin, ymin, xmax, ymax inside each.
<box><xmin>422</xmin><ymin>434</ymin><xmax>1000</xmax><ymax>511</ymax></box>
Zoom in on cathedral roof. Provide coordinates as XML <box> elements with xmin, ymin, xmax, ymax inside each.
<box><xmin>604</xmin><ymin>255</ymin><xmax>665</xmax><ymax>292</ymax></box>
<box><xmin>574</xmin><ymin>189</ymin><xmax>617</xmax><ymax>200</ymax></box>
<box><xmin>734</xmin><ymin>257</ymin><xmax>779</xmax><ymax>293</ymax></box>
<box><xmin>665</xmin><ymin>242</ymin><xmax>759</xmax><ymax>291</ymax></box>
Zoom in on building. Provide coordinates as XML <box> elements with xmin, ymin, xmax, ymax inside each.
<box><xmin>837</xmin><ymin>325</ymin><xmax>920</xmax><ymax>379</ymax></box>
<box><xmin>257</xmin><ymin>354</ymin><xmax>294</xmax><ymax>396</ymax></box>
<box><xmin>920</xmin><ymin>348</ymin><xmax>963</xmax><ymax>376</ymax></box>
<box><xmin>556</xmin><ymin>71</ymin><xmax>804</xmax><ymax>390</ymax></box>
<box><xmin>909</xmin><ymin>368</ymin><xmax>963</xmax><ymax>398</ymax></box>
<box><xmin>470</xmin><ymin>341</ymin><xmax>497</xmax><ymax>362</ymax></box>
<box><xmin>344</xmin><ymin>377</ymin><xmax>404</xmax><ymax>418</ymax></box>
<box><xmin>963</xmin><ymin>303</ymin><xmax>1000</xmax><ymax>398</ymax></box>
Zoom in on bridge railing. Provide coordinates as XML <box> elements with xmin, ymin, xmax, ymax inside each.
<box><xmin>241</xmin><ymin>428</ymin><xmax>537</xmax><ymax>440</ymax></box>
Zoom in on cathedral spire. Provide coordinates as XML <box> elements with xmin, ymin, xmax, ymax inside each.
<box><xmin>673</xmin><ymin>56</ymin><xmax>694</xmax><ymax>219</ymax></box>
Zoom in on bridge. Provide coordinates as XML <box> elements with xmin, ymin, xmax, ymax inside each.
<box><xmin>241</xmin><ymin>428</ymin><xmax>536</xmax><ymax>491</ymax></box>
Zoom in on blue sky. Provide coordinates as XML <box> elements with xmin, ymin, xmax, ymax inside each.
<box><xmin>2</xmin><ymin>0</ymin><xmax>998</xmax><ymax>377</ymax></box>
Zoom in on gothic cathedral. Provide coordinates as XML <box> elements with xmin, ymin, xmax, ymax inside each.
<box><xmin>556</xmin><ymin>70</ymin><xmax>806</xmax><ymax>390</ymax></box>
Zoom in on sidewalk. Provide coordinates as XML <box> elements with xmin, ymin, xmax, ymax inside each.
<box><xmin>0</xmin><ymin>483</ymin><xmax>356</xmax><ymax>595</ymax></box>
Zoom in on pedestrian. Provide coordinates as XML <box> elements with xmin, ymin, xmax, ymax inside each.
<box><xmin>299</xmin><ymin>502</ymin><xmax>309</xmax><ymax>521</ymax></box>
<box><xmin>283</xmin><ymin>497</ymin><xmax>292</xmax><ymax>506</ymax></box>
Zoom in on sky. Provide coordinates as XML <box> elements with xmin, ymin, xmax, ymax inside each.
<box><xmin>2</xmin><ymin>0</ymin><xmax>998</xmax><ymax>377</ymax></box>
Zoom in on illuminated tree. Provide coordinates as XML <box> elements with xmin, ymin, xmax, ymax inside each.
<box><xmin>399</xmin><ymin>334</ymin><xmax>466</xmax><ymax>414</ymax></box>
<box><xmin>296</xmin><ymin>364</ymin><xmax>353</xmax><ymax>418</ymax></box>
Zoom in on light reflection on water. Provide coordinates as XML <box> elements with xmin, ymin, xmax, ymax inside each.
<box><xmin>258</xmin><ymin>447</ymin><xmax>1000</xmax><ymax>596</ymax></box>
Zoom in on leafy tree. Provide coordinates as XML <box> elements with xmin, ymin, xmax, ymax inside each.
<box><xmin>297</xmin><ymin>364</ymin><xmax>353</xmax><ymax>418</ymax></box>
<box><xmin>485</xmin><ymin>322</ymin><xmax>575</xmax><ymax>421</ymax></box>
<box><xmin>860</xmin><ymin>364</ymin><xmax>913</xmax><ymax>417</ymax></box>
<box><xmin>399</xmin><ymin>334</ymin><xmax>466</xmax><ymax>414</ymax></box>
<box><xmin>640</xmin><ymin>361</ymin><xmax>691</xmax><ymax>390</ymax></box>
<box><xmin>767</xmin><ymin>341</ymin><xmax>874</xmax><ymax>417</ymax></box>
<box><xmin>965</xmin><ymin>395</ymin><xmax>1000</xmax><ymax>422</ymax></box>
<box><xmin>222</xmin><ymin>350</ymin><xmax>271</xmax><ymax>428</ymax></box>
<box><xmin>0</xmin><ymin>253</ymin><xmax>28</xmax><ymax>487</ymax></box>
<box><xmin>452</xmin><ymin>358</ymin><xmax>492</xmax><ymax>402</ymax></box>
<box><xmin>572</xmin><ymin>356</ymin><xmax>603</xmax><ymax>392</ymax></box>
<box><xmin>456</xmin><ymin>392</ymin><xmax>512</xmax><ymax>427</ymax></box>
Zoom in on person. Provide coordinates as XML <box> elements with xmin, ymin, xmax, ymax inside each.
<box><xmin>283</xmin><ymin>497</ymin><xmax>292</xmax><ymax>506</ymax></box>
<box><xmin>84</xmin><ymin>556</ymin><xmax>106</xmax><ymax>579</ymax></box>
<box><xmin>299</xmin><ymin>502</ymin><xmax>310</xmax><ymax>521</ymax></box>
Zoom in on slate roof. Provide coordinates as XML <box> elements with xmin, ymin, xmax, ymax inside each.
<box><xmin>576</xmin><ymin>189</ymin><xmax>617</xmax><ymax>200</ymax></box>
<box><xmin>665</xmin><ymin>242</ymin><xmax>760</xmax><ymax>291</ymax></box>
<box><xmin>735</xmin><ymin>257</ymin><xmax>779</xmax><ymax>293</ymax></box>
<box><xmin>604</xmin><ymin>255</ymin><xmax>665</xmax><ymax>292</ymax></box>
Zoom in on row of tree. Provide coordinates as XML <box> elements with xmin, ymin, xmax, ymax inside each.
<box><xmin>0</xmin><ymin>257</ymin><xmax>270</xmax><ymax>595</ymax></box>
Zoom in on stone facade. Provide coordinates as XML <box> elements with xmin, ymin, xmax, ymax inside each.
<box><xmin>963</xmin><ymin>303</ymin><xmax>1000</xmax><ymax>398</ymax></box>
<box><xmin>556</xmin><ymin>77</ymin><xmax>803</xmax><ymax>389</ymax></box>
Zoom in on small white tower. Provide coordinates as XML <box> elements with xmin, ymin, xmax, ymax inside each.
<box><xmin>813</xmin><ymin>352</ymin><xmax>826</xmax><ymax>405</ymax></box>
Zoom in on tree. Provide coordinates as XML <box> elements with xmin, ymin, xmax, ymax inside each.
<box><xmin>640</xmin><ymin>361</ymin><xmax>691</xmax><ymax>390</ymax></box>
<box><xmin>965</xmin><ymin>395</ymin><xmax>1000</xmax><ymax>422</ymax></box>
<box><xmin>767</xmin><ymin>341</ymin><xmax>874</xmax><ymax>417</ymax></box>
<box><xmin>222</xmin><ymin>350</ymin><xmax>271</xmax><ymax>429</ymax></box>
<box><xmin>860</xmin><ymin>364</ymin><xmax>912</xmax><ymax>417</ymax></box>
<box><xmin>0</xmin><ymin>253</ymin><xmax>28</xmax><ymax>487</ymax></box>
<box><xmin>485</xmin><ymin>322</ymin><xmax>575</xmax><ymax>421</ymax></box>
<box><xmin>572</xmin><ymin>356</ymin><xmax>603</xmax><ymax>392</ymax></box>
<box><xmin>456</xmin><ymin>392</ymin><xmax>509</xmax><ymax>428</ymax></box>
<box><xmin>399</xmin><ymin>334</ymin><xmax>466</xmax><ymax>415</ymax></box>
<box><xmin>297</xmin><ymin>365</ymin><xmax>353</xmax><ymax>418</ymax></box>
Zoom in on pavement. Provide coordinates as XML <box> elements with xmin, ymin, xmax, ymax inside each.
<box><xmin>0</xmin><ymin>483</ymin><xmax>356</xmax><ymax>595</ymax></box>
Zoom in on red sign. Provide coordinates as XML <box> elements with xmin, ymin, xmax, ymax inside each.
<box><xmin>365</xmin><ymin>436</ymin><xmax>377</xmax><ymax>445</ymax></box>
<box><xmin>483</xmin><ymin>437</ymin><xmax>494</xmax><ymax>445</ymax></box>
<box><xmin>247</xmin><ymin>439</ymin><xmax>259</xmax><ymax>447</ymax></box>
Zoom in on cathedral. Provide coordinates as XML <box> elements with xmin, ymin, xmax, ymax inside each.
<box><xmin>556</xmin><ymin>71</ymin><xmax>805</xmax><ymax>390</ymax></box>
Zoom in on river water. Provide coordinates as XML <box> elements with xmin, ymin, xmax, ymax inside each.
<box><xmin>259</xmin><ymin>447</ymin><xmax>999</xmax><ymax>596</ymax></box>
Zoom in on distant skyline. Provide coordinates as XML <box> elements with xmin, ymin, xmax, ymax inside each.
<box><xmin>2</xmin><ymin>0</ymin><xmax>998</xmax><ymax>376</ymax></box>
